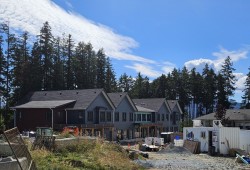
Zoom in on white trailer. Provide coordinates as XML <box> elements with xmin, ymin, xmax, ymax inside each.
<box><xmin>183</xmin><ymin>120</ymin><xmax>241</xmax><ymax>155</ymax></box>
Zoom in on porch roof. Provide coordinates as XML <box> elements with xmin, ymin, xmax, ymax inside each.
<box><xmin>12</xmin><ymin>100</ymin><xmax>76</xmax><ymax>109</ymax></box>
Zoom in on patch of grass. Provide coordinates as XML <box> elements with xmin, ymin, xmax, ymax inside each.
<box><xmin>31</xmin><ymin>139</ymin><xmax>144</xmax><ymax>170</ymax></box>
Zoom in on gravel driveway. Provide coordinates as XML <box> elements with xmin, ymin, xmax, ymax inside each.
<box><xmin>134</xmin><ymin>145</ymin><xmax>250</xmax><ymax>170</ymax></box>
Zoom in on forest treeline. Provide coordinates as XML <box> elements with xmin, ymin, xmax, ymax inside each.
<box><xmin>0</xmin><ymin>21</ymin><xmax>250</xmax><ymax>127</ymax></box>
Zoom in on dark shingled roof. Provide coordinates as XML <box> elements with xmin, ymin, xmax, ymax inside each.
<box><xmin>107</xmin><ymin>92</ymin><xmax>127</xmax><ymax>107</ymax></box>
<box><xmin>14</xmin><ymin>89</ymin><xmax>107</xmax><ymax>110</ymax></box>
<box><xmin>167</xmin><ymin>100</ymin><xmax>178</xmax><ymax>111</ymax></box>
<box><xmin>107</xmin><ymin>92</ymin><xmax>137</xmax><ymax>111</ymax></box>
<box><xmin>132</xmin><ymin>98</ymin><xmax>167</xmax><ymax>112</ymax></box>
<box><xmin>195</xmin><ymin>109</ymin><xmax>250</xmax><ymax>121</ymax></box>
<box><xmin>12</xmin><ymin>100</ymin><xmax>75</xmax><ymax>109</ymax></box>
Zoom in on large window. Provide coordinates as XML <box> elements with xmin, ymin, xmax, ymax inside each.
<box><xmin>157</xmin><ymin>114</ymin><xmax>160</xmax><ymax>121</ymax></box>
<box><xmin>87</xmin><ymin>111</ymin><xmax>93</xmax><ymax>121</ymax></box>
<box><xmin>100</xmin><ymin>111</ymin><xmax>105</xmax><ymax>122</ymax></box>
<box><xmin>129</xmin><ymin>112</ymin><xmax>133</xmax><ymax>121</ymax></box>
<box><xmin>173</xmin><ymin>112</ymin><xmax>176</xmax><ymax>125</ymax></box>
<box><xmin>147</xmin><ymin>114</ymin><xmax>151</xmax><ymax>121</ymax></box>
<box><xmin>137</xmin><ymin>114</ymin><xmax>141</xmax><ymax>121</ymax></box>
<box><xmin>107</xmin><ymin>111</ymin><xmax>111</xmax><ymax>122</ymax></box>
<box><xmin>122</xmin><ymin>112</ymin><xmax>126</xmax><ymax>121</ymax></box>
<box><xmin>166</xmin><ymin>114</ymin><xmax>169</xmax><ymax>120</ymax></box>
<box><xmin>115</xmin><ymin>112</ymin><xmax>119</xmax><ymax>122</ymax></box>
<box><xmin>161</xmin><ymin>114</ymin><xmax>164</xmax><ymax>121</ymax></box>
<box><xmin>142</xmin><ymin>114</ymin><xmax>146</xmax><ymax>121</ymax></box>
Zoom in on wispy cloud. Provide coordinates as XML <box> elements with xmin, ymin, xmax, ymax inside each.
<box><xmin>185</xmin><ymin>47</ymin><xmax>248</xmax><ymax>72</ymax></box>
<box><xmin>125</xmin><ymin>63</ymin><xmax>161</xmax><ymax>78</ymax></box>
<box><xmin>184</xmin><ymin>47</ymin><xmax>249</xmax><ymax>92</ymax></box>
<box><xmin>0</xmin><ymin>0</ymin><xmax>152</xmax><ymax>63</ymax></box>
<box><xmin>65</xmin><ymin>0</ymin><xmax>73</xmax><ymax>9</ymax></box>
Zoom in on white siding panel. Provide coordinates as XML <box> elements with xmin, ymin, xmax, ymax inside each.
<box><xmin>240</xmin><ymin>130</ymin><xmax>250</xmax><ymax>153</ymax></box>
<box><xmin>219</xmin><ymin>127</ymin><xmax>240</xmax><ymax>155</ymax></box>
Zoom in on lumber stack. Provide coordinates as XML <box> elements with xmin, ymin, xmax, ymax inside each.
<box><xmin>183</xmin><ymin>140</ymin><xmax>200</xmax><ymax>154</ymax></box>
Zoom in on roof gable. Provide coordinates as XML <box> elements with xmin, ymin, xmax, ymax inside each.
<box><xmin>166</xmin><ymin>100</ymin><xmax>183</xmax><ymax>114</ymax></box>
<box><xmin>132</xmin><ymin>98</ymin><xmax>167</xmax><ymax>112</ymax></box>
<box><xmin>15</xmin><ymin>89</ymin><xmax>112</xmax><ymax>110</ymax></box>
<box><xmin>107</xmin><ymin>92</ymin><xmax>137</xmax><ymax>111</ymax></box>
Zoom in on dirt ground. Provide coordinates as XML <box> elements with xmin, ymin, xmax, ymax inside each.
<box><xmin>130</xmin><ymin>144</ymin><xmax>250</xmax><ymax>170</ymax></box>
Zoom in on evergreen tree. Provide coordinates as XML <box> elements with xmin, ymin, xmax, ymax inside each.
<box><xmin>165</xmin><ymin>69</ymin><xmax>179</xmax><ymax>100</ymax></box>
<box><xmin>178</xmin><ymin>66</ymin><xmax>190</xmax><ymax>111</ymax></box>
<box><xmin>152</xmin><ymin>74</ymin><xmax>167</xmax><ymax>98</ymax></box>
<box><xmin>202</xmin><ymin>64</ymin><xmax>217</xmax><ymax>114</ymax></box>
<box><xmin>105</xmin><ymin>57</ymin><xmax>117</xmax><ymax>92</ymax></box>
<box><xmin>74</xmin><ymin>42</ymin><xmax>86</xmax><ymax>89</ymax></box>
<box><xmin>85</xmin><ymin>43</ymin><xmax>96</xmax><ymax>88</ymax></box>
<box><xmin>12</xmin><ymin>32</ymin><xmax>31</xmax><ymax>104</ymax></box>
<box><xmin>219</xmin><ymin>56</ymin><xmax>236</xmax><ymax>108</ymax></box>
<box><xmin>39</xmin><ymin>21</ymin><xmax>54</xmax><ymax>90</ymax></box>
<box><xmin>189</xmin><ymin>68</ymin><xmax>203</xmax><ymax>116</ymax></box>
<box><xmin>217</xmin><ymin>73</ymin><xmax>229</xmax><ymax>108</ymax></box>
<box><xmin>63</xmin><ymin>34</ymin><xmax>75</xmax><ymax>89</ymax></box>
<box><xmin>96</xmin><ymin>48</ymin><xmax>106</xmax><ymax>88</ymax></box>
<box><xmin>242</xmin><ymin>67</ymin><xmax>250</xmax><ymax>108</ymax></box>
<box><xmin>52</xmin><ymin>37</ymin><xmax>64</xmax><ymax>90</ymax></box>
<box><xmin>131</xmin><ymin>72</ymin><xmax>144</xmax><ymax>98</ymax></box>
<box><xmin>0</xmin><ymin>31</ymin><xmax>6</xmax><ymax>94</ymax></box>
<box><xmin>30</xmin><ymin>41</ymin><xmax>43</xmax><ymax>91</ymax></box>
<box><xmin>214</xmin><ymin>104</ymin><xmax>229</xmax><ymax>125</ymax></box>
<box><xmin>1</xmin><ymin>23</ymin><xmax>16</xmax><ymax>108</ymax></box>
<box><xmin>118</xmin><ymin>73</ymin><xmax>134</xmax><ymax>93</ymax></box>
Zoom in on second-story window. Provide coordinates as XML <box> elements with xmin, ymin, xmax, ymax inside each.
<box><xmin>100</xmin><ymin>111</ymin><xmax>105</xmax><ymax>122</ymax></box>
<box><xmin>157</xmin><ymin>114</ymin><xmax>160</xmax><ymax>121</ymax></box>
<box><xmin>87</xmin><ymin>111</ymin><xmax>93</xmax><ymax>121</ymax></box>
<box><xmin>122</xmin><ymin>112</ymin><xmax>126</xmax><ymax>121</ymax></box>
<box><xmin>129</xmin><ymin>112</ymin><xmax>133</xmax><ymax>121</ymax></box>
<box><xmin>107</xmin><ymin>111</ymin><xmax>111</xmax><ymax>122</ymax></box>
<box><xmin>142</xmin><ymin>114</ymin><xmax>146</xmax><ymax>121</ymax></box>
<box><xmin>137</xmin><ymin>114</ymin><xmax>141</xmax><ymax>121</ymax></box>
<box><xmin>161</xmin><ymin>114</ymin><xmax>164</xmax><ymax>121</ymax></box>
<box><xmin>115</xmin><ymin>112</ymin><xmax>119</xmax><ymax>122</ymax></box>
<box><xmin>173</xmin><ymin>112</ymin><xmax>176</xmax><ymax>125</ymax></box>
<box><xmin>147</xmin><ymin>114</ymin><xmax>151</xmax><ymax>121</ymax></box>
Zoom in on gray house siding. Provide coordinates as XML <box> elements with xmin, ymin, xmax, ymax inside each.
<box><xmin>113</xmin><ymin>97</ymin><xmax>135</xmax><ymax>140</ymax></box>
<box><xmin>85</xmin><ymin>92</ymin><xmax>114</xmax><ymax>125</ymax></box>
<box><xmin>170</xmin><ymin>105</ymin><xmax>182</xmax><ymax>132</ymax></box>
<box><xmin>159</xmin><ymin>104</ymin><xmax>171</xmax><ymax>131</ymax></box>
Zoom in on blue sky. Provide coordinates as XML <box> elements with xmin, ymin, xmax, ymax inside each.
<box><xmin>1</xmin><ymin>0</ymin><xmax>250</xmax><ymax>102</ymax></box>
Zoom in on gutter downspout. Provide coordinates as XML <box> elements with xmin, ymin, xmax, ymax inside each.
<box><xmin>168</xmin><ymin>112</ymin><xmax>171</xmax><ymax>132</ymax></box>
<box><xmin>65</xmin><ymin>109</ymin><xmax>68</xmax><ymax>125</ymax></box>
<box><xmin>13</xmin><ymin>109</ymin><xmax>16</xmax><ymax>127</ymax></box>
<box><xmin>50</xmin><ymin>108</ymin><xmax>54</xmax><ymax>130</ymax></box>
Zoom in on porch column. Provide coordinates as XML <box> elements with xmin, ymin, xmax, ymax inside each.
<box><xmin>50</xmin><ymin>108</ymin><xmax>54</xmax><ymax>129</ymax></box>
<box><xmin>65</xmin><ymin>109</ymin><xmax>68</xmax><ymax>124</ymax></box>
<box><xmin>154</xmin><ymin>126</ymin><xmax>157</xmax><ymax>137</ymax></box>
<box><xmin>139</xmin><ymin>127</ymin><xmax>141</xmax><ymax>138</ymax></box>
<box><xmin>147</xmin><ymin>126</ymin><xmax>149</xmax><ymax>137</ymax></box>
